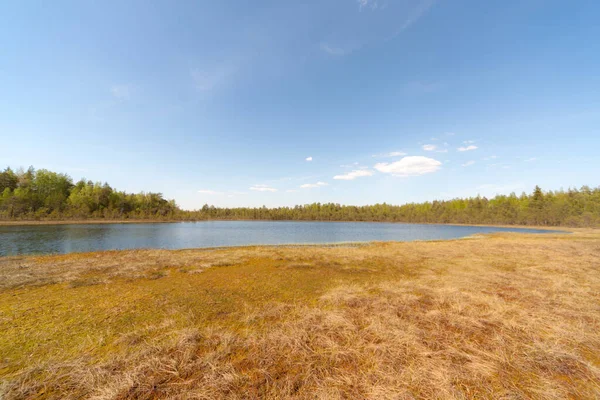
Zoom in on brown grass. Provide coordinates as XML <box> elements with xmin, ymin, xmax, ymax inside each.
<box><xmin>1</xmin><ymin>230</ymin><xmax>600</xmax><ymax>399</ymax></box>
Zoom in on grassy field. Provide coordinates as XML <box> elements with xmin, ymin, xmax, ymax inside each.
<box><xmin>1</xmin><ymin>230</ymin><xmax>599</xmax><ymax>399</ymax></box>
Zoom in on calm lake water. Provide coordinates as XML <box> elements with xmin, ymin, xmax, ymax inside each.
<box><xmin>0</xmin><ymin>221</ymin><xmax>558</xmax><ymax>256</ymax></box>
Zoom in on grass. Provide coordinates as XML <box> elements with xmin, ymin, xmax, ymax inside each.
<box><xmin>1</xmin><ymin>230</ymin><xmax>599</xmax><ymax>399</ymax></box>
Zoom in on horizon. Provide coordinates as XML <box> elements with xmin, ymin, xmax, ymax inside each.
<box><xmin>3</xmin><ymin>163</ymin><xmax>596</xmax><ymax>212</ymax></box>
<box><xmin>2</xmin><ymin>1</ymin><xmax>599</xmax><ymax>210</ymax></box>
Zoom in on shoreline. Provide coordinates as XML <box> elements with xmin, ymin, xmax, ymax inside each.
<box><xmin>1</xmin><ymin>229</ymin><xmax>578</xmax><ymax>259</ymax></box>
<box><xmin>2</xmin><ymin>232</ymin><xmax>599</xmax><ymax>398</ymax></box>
<box><xmin>0</xmin><ymin>219</ymin><xmax>177</xmax><ymax>226</ymax></box>
<box><xmin>0</xmin><ymin>218</ymin><xmax>579</xmax><ymax>231</ymax></box>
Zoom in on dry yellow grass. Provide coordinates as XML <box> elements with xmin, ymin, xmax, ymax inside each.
<box><xmin>1</xmin><ymin>230</ymin><xmax>600</xmax><ymax>399</ymax></box>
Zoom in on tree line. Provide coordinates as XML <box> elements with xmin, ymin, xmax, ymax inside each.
<box><xmin>1</xmin><ymin>166</ymin><xmax>599</xmax><ymax>227</ymax></box>
<box><xmin>0</xmin><ymin>167</ymin><xmax>177</xmax><ymax>220</ymax></box>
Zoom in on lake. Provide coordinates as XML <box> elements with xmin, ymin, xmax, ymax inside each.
<box><xmin>0</xmin><ymin>221</ymin><xmax>560</xmax><ymax>257</ymax></box>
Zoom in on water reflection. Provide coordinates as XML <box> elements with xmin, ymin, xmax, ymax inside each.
<box><xmin>0</xmin><ymin>221</ymin><xmax>559</xmax><ymax>256</ymax></box>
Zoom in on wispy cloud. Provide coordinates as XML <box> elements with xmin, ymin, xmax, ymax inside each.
<box><xmin>191</xmin><ymin>65</ymin><xmax>235</xmax><ymax>92</ymax></box>
<box><xmin>319</xmin><ymin>42</ymin><xmax>353</xmax><ymax>56</ymax></box>
<box><xmin>334</xmin><ymin>169</ymin><xmax>374</xmax><ymax>181</ymax></box>
<box><xmin>524</xmin><ymin>157</ymin><xmax>538</xmax><ymax>162</ymax></box>
<box><xmin>488</xmin><ymin>163</ymin><xmax>511</xmax><ymax>169</ymax></box>
<box><xmin>300</xmin><ymin>181</ymin><xmax>328</xmax><ymax>189</ymax></box>
<box><xmin>340</xmin><ymin>162</ymin><xmax>360</xmax><ymax>168</ymax></box>
<box><xmin>462</xmin><ymin>160</ymin><xmax>475</xmax><ymax>167</ymax></box>
<box><xmin>482</xmin><ymin>155</ymin><xmax>498</xmax><ymax>161</ymax></box>
<box><xmin>423</xmin><ymin>144</ymin><xmax>448</xmax><ymax>153</ymax></box>
<box><xmin>323</xmin><ymin>0</ymin><xmax>436</xmax><ymax>57</ymax></box>
<box><xmin>396</xmin><ymin>0</ymin><xmax>436</xmax><ymax>32</ymax></box>
<box><xmin>358</xmin><ymin>0</ymin><xmax>379</xmax><ymax>10</ymax></box>
<box><xmin>249</xmin><ymin>184</ymin><xmax>277</xmax><ymax>192</ymax></box>
<box><xmin>372</xmin><ymin>151</ymin><xmax>407</xmax><ymax>158</ymax></box>
<box><xmin>457</xmin><ymin>145</ymin><xmax>478</xmax><ymax>152</ymax></box>
<box><xmin>305</xmin><ymin>156</ymin><xmax>313</xmax><ymax>162</ymax></box>
<box><xmin>110</xmin><ymin>84</ymin><xmax>131</xmax><ymax>100</ymax></box>
<box><xmin>374</xmin><ymin>156</ymin><xmax>441</xmax><ymax>177</ymax></box>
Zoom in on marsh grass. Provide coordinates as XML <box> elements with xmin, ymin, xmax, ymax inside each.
<box><xmin>1</xmin><ymin>230</ymin><xmax>599</xmax><ymax>399</ymax></box>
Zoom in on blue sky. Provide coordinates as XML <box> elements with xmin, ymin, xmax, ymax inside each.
<box><xmin>1</xmin><ymin>0</ymin><xmax>599</xmax><ymax>210</ymax></box>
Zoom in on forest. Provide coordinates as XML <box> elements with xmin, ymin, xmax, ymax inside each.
<box><xmin>0</xmin><ymin>167</ymin><xmax>177</xmax><ymax>220</ymax></box>
<box><xmin>1</xmin><ymin>166</ymin><xmax>599</xmax><ymax>227</ymax></box>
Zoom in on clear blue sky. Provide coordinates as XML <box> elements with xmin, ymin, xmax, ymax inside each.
<box><xmin>1</xmin><ymin>0</ymin><xmax>599</xmax><ymax>210</ymax></box>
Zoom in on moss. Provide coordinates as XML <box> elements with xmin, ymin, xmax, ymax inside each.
<box><xmin>1</xmin><ymin>231</ymin><xmax>600</xmax><ymax>399</ymax></box>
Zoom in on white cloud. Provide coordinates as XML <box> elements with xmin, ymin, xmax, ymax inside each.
<box><xmin>372</xmin><ymin>151</ymin><xmax>406</xmax><ymax>158</ymax></box>
<box><xmin>423</xmin><ymin>143</ymin><xmax>448</xmax><ymax>153</ymax></box>
<box><xmin>388</xmin><ymin>151</ymin><xmax>406</xmax><ymax>157</ymax></box>
<box><xmin>374</xmin><ymin>156</ymin><xmax>441</xmax><ymax>177</ymax></box>
<box><xmin>110</xmin><ymin>84</ymin><xmax>131</xmax><ymax>100</ymax></box>
<box><xmin>462</xmin><ymin>160</ymin><xmax>475</xmax><ymax>167</ymax></box>
<box><xmin>300</xmin><ymin>181</ymin><xmax>328</xmax><ymax>189</ymax></box>
<box><xmin>340</xmin><ymin>162</ymin><xmax>360</xmax><ymax>168</ymax></box>
<box><xmin>249</xmin><ymin>184</ymin><xmax>277</xmax><ymax>192</ymax></box>
<box><xmin>305</xmin><ymin>156</ymin><xmax>313</xmax><ymax>162</ymax></box>
<box><xmin>191</xmin><ymin>65</ymin><xmax>235</xmax><ymax>92</ymax></box>
<box><xmin>333</xmin><ymin>169</ymin><xmax>374</xmax><ymax>180</ymax></box>
<box><xmin>524</xmin><ymin>157</ymin><xmax>538</xmax><ymax>162</ymax></box>
<box><xmin>198</xmin><ymin>190</ymin><xmax>222</xmax><ymax>195</ymax></box>
<box><xmin>457</xmin><ymin>145</ymin><xmax>478</xmax><ymax>152</ymax></box>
